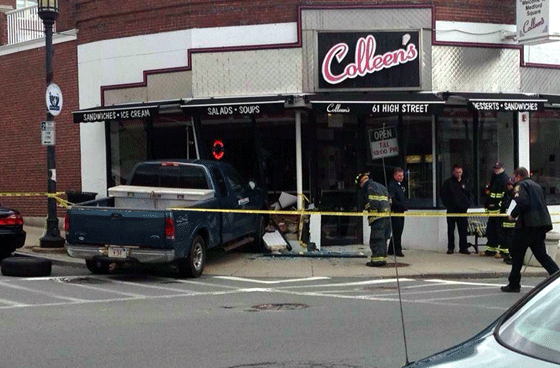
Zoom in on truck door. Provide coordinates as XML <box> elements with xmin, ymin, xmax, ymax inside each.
<box><xmin>211</xmin><ymin>168</ymin><xmax>238</xmax><ymax>243</ymax></box>
<box><xmin>222</xmin><ymin>165</ymin><xmax>257</xmax><ymax>237</ymax></box>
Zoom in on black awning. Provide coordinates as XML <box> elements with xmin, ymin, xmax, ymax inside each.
<box><xmin>73</xmin><ymin>104</ymin><xmax>159</xmax><ymax>123</ymax></box>
<box><xmin>309</xmin><ymin>92</ymin><xmax>445</xmax><ymax>115</ymax></box>
<box><xmin>540</xmin><ymin>94</ymin><xmax>560</xmax><ymax>107</ymax></box>
<box><xmin>181</xmin><ymin>95</ymin><xmax>288</xmax><ymax>118</ymax></box>
<box><xmin>446</xmin><ymin>92</ymin><xmax>548</xmax><ymax>112</ymax></box>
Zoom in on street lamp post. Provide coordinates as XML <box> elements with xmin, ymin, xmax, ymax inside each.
<box><xmin>38</xmin><ymin>0</ymin><xmax>64</xmax><ymax>248</ymax></box>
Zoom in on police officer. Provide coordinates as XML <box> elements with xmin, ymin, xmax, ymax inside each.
<box><xmin>502</xmin><ymin>167</ymin><xmax>560</xmax><ymax>293</ymax></box>
<box><xmin>484</xmin><ymin>162</ymin><xmax>509</xmax><ymax>256</ymax></box>
<box><xmin>388</xmin><ymin>167</ymin><xmax>407</xmax><ymax>257</ymax></box>
<box><xmin>356</xmin><ymin>172</ymin><xmax>391</xmax><ymax>267</ymax></box>
<box><xmin>441</xmin><ymin>164</ymin><xmax>471</xmax><ymax>254</ymax></box>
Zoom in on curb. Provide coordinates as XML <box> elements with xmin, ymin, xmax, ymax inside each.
<box><xmin>13</xmin><ymin>251</ymin><xmax>86</xmax><ymax>269</ymax></box>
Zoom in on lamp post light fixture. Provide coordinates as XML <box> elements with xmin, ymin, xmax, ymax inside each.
<box><xmin>38</xmin><ymin>0</ymin><xmax>64</xmax><ymax>248</ymax></box>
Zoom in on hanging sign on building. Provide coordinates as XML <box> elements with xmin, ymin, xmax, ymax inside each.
<box><xmin>73</xmin><ymin>106</ymin><xmax>158</xmax><ymax>123</ymax></box>
<box><xmin>317</xmin><ymin>31</ymin><xmax>421</xmax><ymax>91</ymax></box>
<box><xmin>517</xmin><ymin>0</ymin><xmax>560</xmax><ymax>44</ymax></box>
<box><xmin>368</xmin><ymin>126</ymin><xmax>399</xmax><ymax>160</ymax></box>
<box><xmin>468</xmin><ymin>99</ymin><xmax>545</xmax><ymax>112</ymax></box>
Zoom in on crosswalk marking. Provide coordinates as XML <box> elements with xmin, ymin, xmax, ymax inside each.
<box><xmin>0</xmin><ymin>276</ymin><xmax>529</xmax><ymax>310</ymax></box>
<box><xmin>213</xmin><ymin>276</ymin><xmax>331</xmax><ymax>284</ymax></box>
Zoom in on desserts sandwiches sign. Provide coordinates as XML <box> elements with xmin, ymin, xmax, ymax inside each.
<box><xmin>317</xmin><ymin>31</ymin><xmax>421</xmax><ymax>90</ymax></box>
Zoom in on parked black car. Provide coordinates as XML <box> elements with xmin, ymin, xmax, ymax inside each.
<box><xmin>404</xmin><ymin>272</ymin><xmax>560</xmax><ymax>367</ymax></box>
<box><xmin>0</xmin><ymin>207</ymin><xmax>26</xmax><ymax>259</ymax></box>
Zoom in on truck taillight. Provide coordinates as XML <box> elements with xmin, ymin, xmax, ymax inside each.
<box><xmin>165</xmin><ymin>217</ymin><xmax>175</xmax><ymax>240</ymax></box>
<box><xmin>64</xmin><ymin>213</ymin><xmax>70</xmax><ymax>232</ymax></box>
<box><xmin>0</xmin><ymin>213</ymin><xmax>24</xmax><ymax>226</ymax></box>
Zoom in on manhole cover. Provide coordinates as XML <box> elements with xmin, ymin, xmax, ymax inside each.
<box><xmin>252</xmin><ymin>303</ymin><xmax>309</xmax><ymax>311</ymax></box>
<box><xmin>57</xmin><ymin>277</ymin><xmax>110</xmax><ymax>284</ymax></box>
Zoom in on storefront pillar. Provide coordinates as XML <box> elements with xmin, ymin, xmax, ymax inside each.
<box><xmin>295</xmin><ymin>110</ymin><xmax>303</xmax><ymax>210</ymax></box>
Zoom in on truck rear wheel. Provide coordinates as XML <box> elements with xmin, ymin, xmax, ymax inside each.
<box><xmin>86</xmin><ymin>259</ymin><xmax>111</xmax><ymax>274</ymax></box>
<box><xmin>178</xmin><ymin>235</ymin><xmax>206</xmax><ymax>278</ymax></box>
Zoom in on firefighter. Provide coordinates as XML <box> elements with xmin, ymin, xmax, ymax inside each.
<box><xmin>356</xmin><ymin>172</ymin><xmax>391</xmax><ymax>267</ymax></box>
<box><xmin>483</xmin><ymin>161</ymin><xmax>509</xmax><ymax>256</ymax></box>
<box><xmin>499</xmin><ymin>177</ymin><xmax>515</xmax><ymax>264</ymax></box>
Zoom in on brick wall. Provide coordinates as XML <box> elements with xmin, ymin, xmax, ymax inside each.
<box><xmin>0</xmin><ymin>41</ymin><xmax>80</xmax><ymax>217</ymax></box>
<box><xmin>72</xmin><ymin>0</ymin><xmax>516</xmax><ymax>44</ymax></box>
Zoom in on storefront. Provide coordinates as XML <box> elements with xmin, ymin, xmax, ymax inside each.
<box><xmin>72</xmin><ymin>5</ymin><xmax>560</xmax><ymax>251</ymax></box>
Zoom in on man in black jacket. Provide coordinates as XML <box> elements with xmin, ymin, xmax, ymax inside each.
<box><xmin>441</xmin><ymin>164</ymin><xmax>471</xmax><ymax>255</ymax></box>
<box><xmin>388</xmin><ymin>167</ymin><xmax>407</xmax><ymax>257</ymax></box>
<box><xmin>502</xmin><ymin>167</ymin><xmax>559</xmax><ymax>292</ymax></box>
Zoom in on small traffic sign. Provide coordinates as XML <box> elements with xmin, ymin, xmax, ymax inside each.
<box><xmin>41</xmin><ymin>121</ymin><xmax>55</xmax><ymax>146</ymax></box>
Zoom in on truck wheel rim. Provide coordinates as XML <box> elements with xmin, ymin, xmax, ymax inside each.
<box><xmin>193</xmin><ymin>243</ymin><xmax>203</xmax><ymax>269</ymax></box>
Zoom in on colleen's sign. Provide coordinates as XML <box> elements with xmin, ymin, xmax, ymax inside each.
<box><xmin>318</xmin><ymin>31</ymin><xmax>421</xmax><ymax>90</ymax></box>
<box><xmin>517</xmin><ymin>0</ymin><xmax>560</xmax><ymax>44</ymax></box>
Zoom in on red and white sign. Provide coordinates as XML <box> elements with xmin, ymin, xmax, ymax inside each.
<box><xmin>317</xmin><ymin>31</ymin><xmax>421</xmax><ymax>90</ymax></box>
<box><xmin>322</xmin><ymin>34</ymin><xmax>418</xmax><ymax>85</ymax></box>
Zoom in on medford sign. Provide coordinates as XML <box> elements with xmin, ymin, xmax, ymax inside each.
<box><xmin>318</xmin><ymin>31</ymin><xmax>421</xmax><ymax>90</ymax></box>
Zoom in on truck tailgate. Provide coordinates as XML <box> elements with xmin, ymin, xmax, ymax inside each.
<box><xmin>66</xmin><ymin>207</ymin><xmax>169</xmax><ymax>248</ymax></box>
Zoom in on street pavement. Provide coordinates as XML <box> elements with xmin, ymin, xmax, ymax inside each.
<box><xmin>15</xmin><ymin>224</ymin><xmax>554</xmax><ymax>280</ymax></box>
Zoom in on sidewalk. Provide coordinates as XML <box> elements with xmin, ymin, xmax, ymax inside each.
<box><xmin>16</xmin><ymin>225</ymin><xmax>551</xmax><ymax>279</ymax></box>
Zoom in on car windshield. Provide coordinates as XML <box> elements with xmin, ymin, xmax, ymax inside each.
<box><xmin>498</xmin><ymin>275</ymin><xmax>560</xmax><ymax>364</ymax></box>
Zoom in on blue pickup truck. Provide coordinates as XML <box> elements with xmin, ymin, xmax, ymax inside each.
<box><xmin>64</xmin><ymin>160</ymin><xmax>267</xmax><ymax>277</ymax></box>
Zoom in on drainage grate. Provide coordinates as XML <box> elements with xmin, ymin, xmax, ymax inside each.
<box><xmin>251</xmin><ymin>303</ymin><xmax>309</xmax><ymax>311</ymax></box>
<box><xmin>57</xmin><ymin>277</ymin><xmax>110</xmax><ymax>284</ymax></box>
<box><xmin>363</xmin><ymin>286</ymin><xmax>398</xmax><ymax>291</ymax></box>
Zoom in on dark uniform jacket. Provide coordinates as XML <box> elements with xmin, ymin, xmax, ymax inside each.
<box><xmin>511</xmin><ymin>178</ymin><xmax>552</xmax><ymax>231</ymax></box>
<box><xmin>485</xmin><ymin>171</ymin><xmax>509</xmax><ymax>213</ymax></box>
<box><xmin>388</xmin><ymin>179</ymin><xmax>407</xmax><ymax>213</ymax></box>
<box><xmin>441</xmin><ymin>177</ymin><xmax>471</xmax><ymax>212</ymax></box>
<box><xmin>362</xmin><ymin>179</ymin><xmax>390</xmax><ymax>229</ymax></box>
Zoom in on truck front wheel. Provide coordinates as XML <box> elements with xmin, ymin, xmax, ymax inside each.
<box><xmin>178</xmin><ymin>235</ymin><xmax>206</xmax><ymax>278</ymax></box>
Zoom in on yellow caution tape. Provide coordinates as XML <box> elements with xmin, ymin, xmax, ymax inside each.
<box><xmin>167</xmin><ymin>207</ymin><xmax>513</xmax><ymax>218</ymax></box>
<box><xmin>0</xmin><ymin>192</ymin><xmax>65</xmax><ymax>197</ymax></box>
<box><xmin>0</xmin><ymin>192</ymin><xmax>72</xmax><ymax>208</ymax></box>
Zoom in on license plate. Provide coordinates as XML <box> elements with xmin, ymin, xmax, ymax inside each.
<box><xmin>108</xmin><ymin>246</ymin><xmax>128</xmax><ymax>258</ymax></box>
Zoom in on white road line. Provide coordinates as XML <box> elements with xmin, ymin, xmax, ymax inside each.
<box><xmin>213</xmin><ymin>276</ymin><xmax>331</xmax><ymax>284</ymax></box>
<box><xmin>167</xmin><ymin>279</ymin><xmax>242</xmax><ymax>289</ymax></box>
<box><xmin>417</xmin><ymin>292</ymin><xmax>503</xmax><ymax>302</ymax></box>
<box><xmin>277</xmin><ymin>278</ymin><xmax>415</xmax><ymax>289</ymax></box>
<box><xmin>61</xmin><ymin>281</ymin><xmax>149</xmax><ymax>298</ymax></box>
<box><xmin>273</xmin><ymin>289</ymin><xmax>509</xmax><ymax>311</ymax></box>
<box><xmin>0</xmin><ymin>288</ymin><xmax>274</xmax><ymax>310</ymax></box>
<box><xmin>0</xmin><ymin>298</ymin><xmax>29</xmax><ymax>307</ymax></box>
<box><xmin>89</xmin><ymin>277</ymin><xmax>201</xmax><ymax>294</ymax></box>
<box><xmin>426</xmin><ymin>279</ymin><xmax>530</xmax><ymax>288</ymax></box>
<box><xmin>0</xmin><ymin>280</ymin><xmax>88</xmax><ymax>303</ymax></box>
